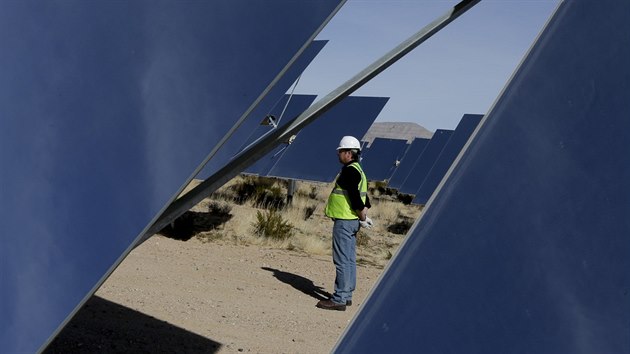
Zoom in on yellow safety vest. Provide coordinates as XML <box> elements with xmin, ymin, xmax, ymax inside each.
<box><xmin>325</xmin><ymin>162</ymin><xmax>367</xmax><ymax>220</ymax></box>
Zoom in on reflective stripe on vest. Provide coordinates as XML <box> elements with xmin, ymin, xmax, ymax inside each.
<box><xmin>325</xmin><ymin>162</ymin><xmax>367</xmax><ymax>220</ymax></box>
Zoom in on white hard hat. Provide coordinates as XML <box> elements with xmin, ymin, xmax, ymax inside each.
<box><xmin>337</xmin><ymin>136</ymin><xmax>361</xmax><ymax>151</ymax></box>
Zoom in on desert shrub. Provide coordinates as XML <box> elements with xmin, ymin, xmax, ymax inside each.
<box><xmin>371</xmin><ymin>181</ymin><xmax>387</xmax><ymax>189</ymax></box>
<box><xmin>396</xmin><ymin>193</ymin><xmax>414</xmax><ymax>205</ymax></box>
<box><xmin>254</xmin><ymin>185</ymin><xmax>285</xmax><ymax>210</ymax></box>
<box><xmin>253</xmin><ymin>209</ymin><xmax>294</xmax><ymax>240</ymax></box>
<box><xmin>208</xmin><ymin>201</ymin><xmax>232</xmax><ymax>215</ymax></box>
<box><xmin>230</xmin><ymin>176</ymin><xmax>286</xmax><ymax>209</ymax></box>
<box><xmin>303</xmin><ymin>205</ymin><xmax>317</xmax><ymax>220</ymax></box>
<box><xmin>296</xmin><ymin>185</ymin><xmax>321</xmax><ymax>200</ymax></box>
<box><xmin>259</xmin><ymin>176</ymin><xmax>278</xmax><ymax>188</ymax></box>
<box><xmin>369</xmin><ymin>181</ymin><xmax>388</xmax><ymax>196</ymax></box>
<box><xmin>209</xmin><ymin>188</ymin><xmax>235</xmax><ymax>203</ymax></box>
<box><xmin>308</xmin><ymin>186</ymin><xmax>318</xmax><ymax>199</ymax></box>
<box><xmin>387</xmin><ymin>213</ymin><xmax>415</xmax><ymax>235</ymax></box>
<box><xmin>231</xmin><ymin>176</ymin><xmax>258</xmax><ymax>204</ymax></box>
<box><xmin>296</xmin><ymin>182</ymin><xmax>329</xmax><ymax>202</ymax></box>
<box><xmin>385</xmin><ymin>250</ymin><xmax>393</xmax><ymax>260</ymax></box>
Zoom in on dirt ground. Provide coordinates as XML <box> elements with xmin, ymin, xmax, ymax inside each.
<box><xmin>46</xmin><ymin>235</ymin><xmax>384</xmax><ymax>353</ymax></box>
<box><xmin>45</xmin><ymin>177</ymin><xmax>420</xmax><ymax>353</ymax></box>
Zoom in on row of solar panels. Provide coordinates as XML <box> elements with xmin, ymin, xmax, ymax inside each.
<box><xmin>239</xmin><ymin>95</ymin><xmax>388</xmax><ymax>182</ymax></box>
<box><xmin>361</xmin><ymin>113</ymin><xmax>483</xmax><ymax>205</ymax></box>
<box><xmin>237</xmin><ymin>105</ymin><xmax>483</xmax><ymax>207</ymax></box>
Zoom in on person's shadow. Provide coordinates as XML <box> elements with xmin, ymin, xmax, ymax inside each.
<box><xmin>261</xmin><ymin>267</ymin><xmax>331</xmax><ymax>301</ymax></box>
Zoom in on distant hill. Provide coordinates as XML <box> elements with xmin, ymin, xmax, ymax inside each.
<box><xmin>362</xmin><ymin>122</ymin><xmax>433</xmax><ymax>146</ymax></box>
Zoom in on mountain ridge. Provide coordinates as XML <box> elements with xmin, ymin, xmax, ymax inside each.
<box><xmin>362</xmin><ymin>121</ymin><xmax>433</xmax><ymax>146</ymax></box>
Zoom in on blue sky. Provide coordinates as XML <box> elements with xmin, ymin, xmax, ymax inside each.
<box><xmin>294</xmin><ymin>0</ymin><xmax>560</xmax><ymax>132</ymax></box>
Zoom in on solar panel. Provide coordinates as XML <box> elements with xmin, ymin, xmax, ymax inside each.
<box><xmin>387</xmin><ymin>137</ymin><xmax>430</xmax><ymax>190</ymax></box>
<box><xmin>243</xmin><ymin>94</ymin><xmax>318</xmax><ymax>176</ymax></box>
<box><xmin>398</xmin><ymin>129</ymin><xmax>453</xmax><ymax>195</ymax></box>
<box><xmin>412</xmin><ymin>114</ymin><xmax>482</xmax><ymax>204</ymax></box>
<box><xmin>335</xmin><ymin>0</ymin><xmax>630</xmax><ymax>352</ymax></box>
<box><xmin>0</xmin><ymin>2</ymin><xmax>343</xmax><ymax>352</ymax></box>
<box><xmin>197</xmin><ymin>40</ymin><xmax>328</xmax><ymax>180</ymax></box>
<box><xmin>265</xmin><ymin>96</ymin><xmax>389</xmax><ymax>183</ymax></box>
<box><xmin>360</xmin><ymin>138</ymin><xmax>409</xmax><ymax>182</ymax></box>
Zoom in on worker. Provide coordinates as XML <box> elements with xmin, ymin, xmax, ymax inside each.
<box><xmin>317</xmin><ymin>136</ymin><xmax>373</xmax><ymax>311</ymax></box>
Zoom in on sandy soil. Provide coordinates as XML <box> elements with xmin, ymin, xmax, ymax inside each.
<box><xmin>45</xmin><ymin>177</ymin><xmax>420</xmax><ymax>353</ymax></box>
<box><xmin>46</xmin><ymin>235</ymin><xmax>384</xmax><ymax>353</ymax></box>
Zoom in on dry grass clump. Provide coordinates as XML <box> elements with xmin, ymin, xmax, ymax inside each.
<box><xmin>368</xmin><ymin>198</ymin><xmax>400</xmax><ymax>226</ymax></box>
<box><xmin>293</xmin><ymin>235</ymin><xmax>329</xmax><ymax>256</ymax></box>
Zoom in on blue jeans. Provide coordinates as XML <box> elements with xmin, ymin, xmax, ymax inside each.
<box><xmin>331</xmin><ymin>219</ymin><xmax>359</xmax><ymax>304</ymax></box>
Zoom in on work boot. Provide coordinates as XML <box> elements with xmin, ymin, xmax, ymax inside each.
<box><xmin>316</xmin><ymin>299</ymin><xmax>346</xmax><ymax>311</ymax></box>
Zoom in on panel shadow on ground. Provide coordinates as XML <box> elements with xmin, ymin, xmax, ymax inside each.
<box><xmin>44</xmin><ymin>296</ymin><xmax>221</xmax><ymax>353</ymax></box>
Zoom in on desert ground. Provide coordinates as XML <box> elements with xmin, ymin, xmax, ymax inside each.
<box><xmin>45</xmin><ymin>176</ymin><xmax>421</xmax><ymax>353</ymax></box>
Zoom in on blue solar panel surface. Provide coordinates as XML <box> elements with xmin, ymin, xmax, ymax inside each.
<box><xmin>265</xmin><ymin>96</ymin><xmax>389</xmax><ymax>183</ymax></box>
<box><xmin>387</xmin><ymin>137</ymin><xmax>430</xmax><ymax>190</ymax></box>
<box><xmin>243</xmin><ymin>94</ymin><xmax>318</xmax><ymax>176</ymax></box>
<box><xmin>335</xmin><ymin>1</ymin><xmax>630</xmax><ymax>352</ymax></box>
<box><xmin>0</xmin><ymin>1</ymin><xmax>342</xmax><ymax>352</ymax></box>
<box><xmin>398</xmin><ymin>129</ymin><xmax>453</xmax><ymax>195</ymax></box>
<box><xmin>197</xmin><ymin>40</ymin><xmax>327</xmax><ymax>180</ymax></box>
<box><xmin>360</xmin><ymin>138</ymin><xmax>408</xmax><ymax>182</ymax></box>
<box><xmin>412</xmin><ymin>114</ymin><xmax>482</xmax><ymax>204</ymax></box>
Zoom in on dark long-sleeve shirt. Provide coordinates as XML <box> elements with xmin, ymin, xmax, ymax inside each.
<box><xmin>336</xmin><ymin>162</ymin><xmax>371</xmax><ymax>211</ymax></box>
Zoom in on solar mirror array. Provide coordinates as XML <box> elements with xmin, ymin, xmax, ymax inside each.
<box><xmin>360</xmin><ymin>137</ymin><xmax>409</xmax><ymax>182</ymax></box>
<box><xmin>263</xmin><ymin>96</ymin><xmax>389</xmax><ymax>183</ymax></box>
<box><xmin>398</xmin><ymin>129</ymin><xmax>454</xmax><ymax>195</ymax></box>
<box><xmin>0</xmin><ymin>1</ymin><xmax>345</xmax><ymax>352</ymax></box>
<box><xmin>363</xmin><ymin>113</ymin><xmax>483</xmax><ymax>207</ymax></box>
<box><xmin>412</xmin><ymin>113</ymin><xmax>483</xmax><ymax>204</ymax></box>
<box><xmin>335</xmin><ymin>0</ymin><xmax>630</xmax><ymax>352</ymax></box>
<box><xmin>386</xmin><ymin>137</ymin><xmax>431</xmax><ymax>190</ymax></box>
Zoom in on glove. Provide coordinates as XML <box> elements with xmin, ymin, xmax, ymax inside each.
<box><xmin>359</xmin><ymin>216</ymin><xmax>373</xmax><ymax>229</ymax></box>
